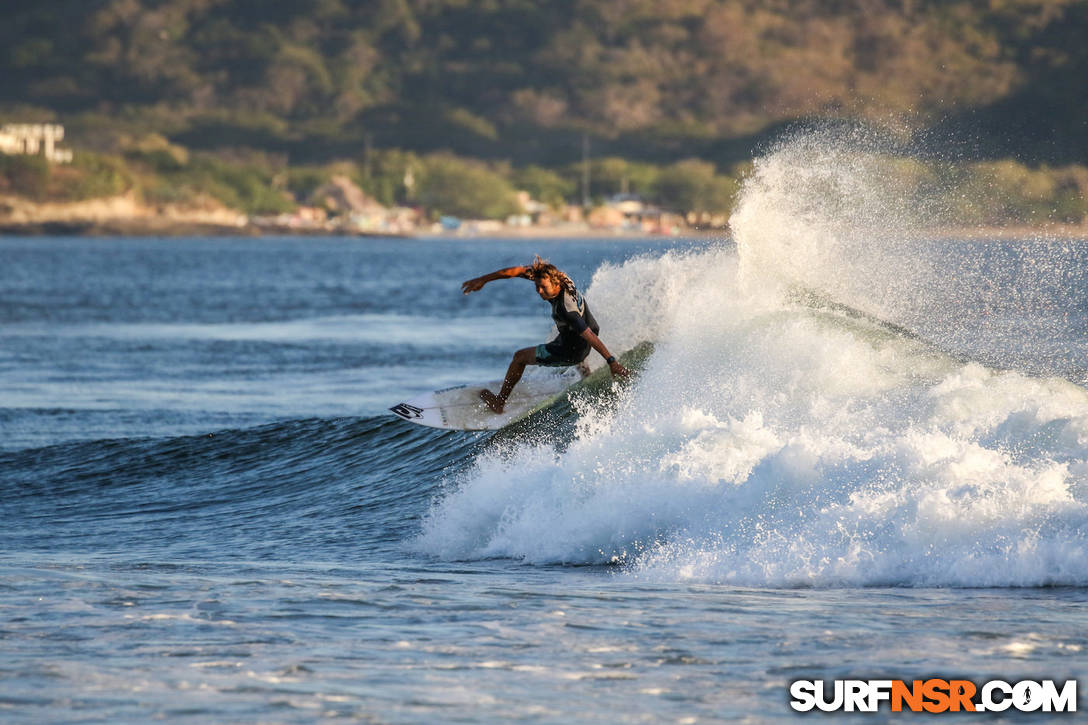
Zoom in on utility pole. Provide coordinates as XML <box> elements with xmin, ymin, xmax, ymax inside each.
<box><xmin>363</xmin><ymin>132</ymin><xmax>373</xmax><ymax>180</ymax></box>
<box><xmin>581</xmin><ymin>132</ymin><xmax>590</xmax><ymax>208</ymax></box>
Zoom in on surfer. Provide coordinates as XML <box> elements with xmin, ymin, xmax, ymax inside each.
<box><xmin>462</xmin><ymin>256</ymin><xmax>630</xmax><ymax>414</ymax></box>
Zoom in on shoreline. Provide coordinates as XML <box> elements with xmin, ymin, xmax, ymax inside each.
<box><xmin>0</xmin><ymin>217</ymin><xmax>723</xmax><ymax>240</ymax></box>
<box><xmin>1</xmin><ymin>207</ymin><xmax>1085</xmax><ymax>243</ymax></box>
<box><xmin>5</xmin><ymin>222</ymin><xmax>1088</xmax><ymax>242</ymax></box>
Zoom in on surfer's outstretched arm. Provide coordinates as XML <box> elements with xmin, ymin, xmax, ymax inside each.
<box><xmin>462</xmin><ymin>266</ymin><xmax>531</xmax><ymax>294</ymax></box>
<box><xmin>580</xmin><ymin>329</ymin><xmax>630</xmax><ymax>378</ymax></box>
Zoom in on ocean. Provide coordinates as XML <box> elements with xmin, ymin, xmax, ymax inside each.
<box><xmin>3</xmin><ymin>138</ymin><xmax>1088</xmax><ymax>722</ymax></box>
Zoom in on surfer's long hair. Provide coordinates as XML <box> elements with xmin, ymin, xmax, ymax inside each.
<box><xmin>527</xmin><ymin>256</ymin><xmax>577</xmax><ymax>297</ymax></box>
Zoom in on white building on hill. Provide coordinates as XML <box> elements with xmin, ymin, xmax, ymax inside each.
<box><xmin>0</xmin><ymin>124</ymin><xmax>73</xmax><ymax>163</ymax></box>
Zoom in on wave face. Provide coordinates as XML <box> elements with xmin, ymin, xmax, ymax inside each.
<box><xmin>0</xmin><ymin>415</ymin><xmax>471</xmax><ymax>561</ymax></box>
<box><xmin>417</xmin><ymin>131</ymin><xmax>1088</xmax><ymax>587</ymax></box>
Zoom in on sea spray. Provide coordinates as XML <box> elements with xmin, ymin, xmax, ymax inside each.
<box><xmin>731</xmin><ymin>125</ymin><xmax>940</xmax><ymax>321</ymax></box>
<box><xmin>416</xmin><ymin>129</ymin><xmax>1088</xmax><ymax>586</ymax></box>
<box><xmin>734</xmin><ymin>125</ymin><xmax>1088</xmax><ymax>377</ymax></box>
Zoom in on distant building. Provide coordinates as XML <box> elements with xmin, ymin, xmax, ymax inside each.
<box><xmin>587</xmin><ymin>204</ymin><xmax>625</xmax><ymax>229</ymax></box>
<box><xmin>516</xmin><ymin>190</ymin><xmax>549</xmax><ymax>215</ymax></box>
<box><xmin>607</xmin><ymin>193</ymin><xmax>645</xmax><ymax>215</ymax></box>
<box><xmin>0</xmin><ymin>123</ymin><xmax>73</xmax><ymax>164</ymax></box>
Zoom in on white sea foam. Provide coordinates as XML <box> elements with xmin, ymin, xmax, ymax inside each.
<box><xmin>416</xmin><ymin>130</ymin><xmax>1088</xmax><ymax>587</ymax></box>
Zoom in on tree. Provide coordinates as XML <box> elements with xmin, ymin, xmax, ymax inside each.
<box><xmin>0</xmin><ymin>153</ymin><xmax>50</xmax><ymax>200</ymax></box>
<box><xmin>512</xmin><ymin>165</ymin><xmax>574</xmax><ymax>208</ymax></box>
<box><xmin>416</xmin><ymin>154</ymin><xmax>519</xmax><ymax>219</ymax></box>
<box><xmin>652</xmin><ymin>159</ymin><xmax>737</xmax><ymax>215</ymax></box>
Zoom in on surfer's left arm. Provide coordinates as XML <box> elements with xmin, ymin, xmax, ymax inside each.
<box><xmin>580</xmin><ymin>329</ymin><xmax>630</xmax><ymax>377</ymax></box>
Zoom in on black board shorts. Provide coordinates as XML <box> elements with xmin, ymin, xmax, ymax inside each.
<box><xmin>535</xmin><ymin>338</ymin><xmax>591</xmax><ymax>367</ymax></box>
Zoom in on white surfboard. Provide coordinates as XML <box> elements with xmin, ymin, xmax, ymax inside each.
<box><xmin>389</xmin><ymin>367</ymin><xmax>584</xmax><ymax>430</ymax></box>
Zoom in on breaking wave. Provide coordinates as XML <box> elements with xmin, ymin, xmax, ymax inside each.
<box><xmin>416</xmin><ymin>129</ymin><xmax>1088</xmax><ymax>587</ymax></box>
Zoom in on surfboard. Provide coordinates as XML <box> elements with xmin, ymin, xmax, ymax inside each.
<box><xmin>389</xmin><ymin>367</ymin><xmax>584</xmax><ymax>430</ymax></box>
<box><xmin>389</xmin><ymin>342</ymin><xmax>654</xmax><ymax>431</ymax></box>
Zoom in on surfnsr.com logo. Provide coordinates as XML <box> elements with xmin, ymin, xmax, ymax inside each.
<box><xmin>790</xmin><ymin>679</ymin><xmax>1077</xmax><ymax>713</ymax></box>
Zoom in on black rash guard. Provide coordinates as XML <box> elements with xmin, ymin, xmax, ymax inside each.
<box><xmin>549</xmin><ymin>289</ymin><xmax>599</xmax><ymax>344</ymax></box>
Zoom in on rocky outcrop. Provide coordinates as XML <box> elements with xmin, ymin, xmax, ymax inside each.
<box><xmin>308</xmin><ymin>175</ymin><xmax>386</xmax><ymax>215</ymax></box>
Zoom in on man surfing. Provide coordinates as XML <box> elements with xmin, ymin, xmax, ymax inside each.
<box><xmin>462</xmin><ymin>256</ymin><xmax>630</xmax><ymax>414</ymax></box>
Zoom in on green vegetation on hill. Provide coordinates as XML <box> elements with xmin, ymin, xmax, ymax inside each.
<box><xmin>2</xmin><ymin>1</ymin><xmax>1086</xmax><ymax>226</ymax></box>
<box><xmin>3</xmin><ymin>1</ymin><xmax>1087</xmax><ymax>167</ymax></box>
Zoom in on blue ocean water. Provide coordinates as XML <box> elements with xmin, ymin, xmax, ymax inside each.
<box><xmin>4</xmin><ymin>136</ymin><xmax>1088</xmax><ymax>720</ymax></box>
<box><xmin>2</xmin><ymin>232</ymin><xmax>1086</xmax><ymax>722</ymax></box>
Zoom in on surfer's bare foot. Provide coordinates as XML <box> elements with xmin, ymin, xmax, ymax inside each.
<box><xmin>478</xmin><ymin>389</ymin><xmax>505</xmax><ymax>414</ymax></box>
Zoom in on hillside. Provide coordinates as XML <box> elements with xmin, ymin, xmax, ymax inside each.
<box><xmin>4</xmin><ymin>0</ymin><xmax>1087</xmax><ymax>167</ymax></box>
